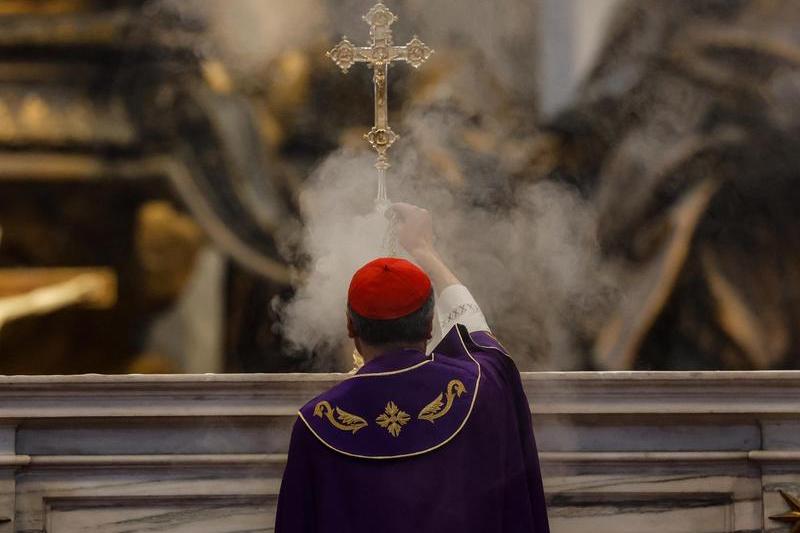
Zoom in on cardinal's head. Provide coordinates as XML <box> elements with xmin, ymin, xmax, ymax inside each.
<box><xmin>346</xmin><ymin>257</ymin><xmax>434</xmax><ymax>362</ymax></box>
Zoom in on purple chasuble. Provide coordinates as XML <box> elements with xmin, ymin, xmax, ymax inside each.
<box><xmin>275</xmin><ymin>325</ymin><xmax>550</xmax><ymax>533</ymax></box>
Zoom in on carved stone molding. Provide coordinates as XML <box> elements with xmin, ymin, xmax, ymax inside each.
<box><xmin>0</xmin><ymin>371</ymin><xmax>798</xmax><ymax>419</ymax></box>
<box><xmin>0</xmin><ymin>371</ymin><xmax>798</xmax><ymax>532</ymax></box>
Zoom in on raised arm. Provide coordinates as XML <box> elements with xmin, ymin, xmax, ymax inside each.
<box><xmin>391</xmin><ymin>203</ymin><xmax>490</xmax><ymax>335</ymax></box>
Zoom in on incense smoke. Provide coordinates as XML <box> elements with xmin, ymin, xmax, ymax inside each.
<box><xmin>159</xmin><ymin>0</ymin><xmax>327</xmax><ymax>74</ymax></box>
<box><xmin>278</xmin><ymin>150</ymin><xmax>392</xmax><ymax>362</ymax></box>
<box><xmin>274</xmin><ymin>1</ymin><xmax>619</xmax><ymax>370</ymax></box>
<box><xmin>159</xmin><ymin>0</ymin><xmax>538</xmax><ymax>99</ymax></box>
<box><xmin>167</xmin><ymin>0</ymin><xmax>621</xmax><ymax>370</ymax></box>
<box><xmin>279</xmin><ymin>124</ymin><xmax>619</xmax><ymax>371</ymax></box>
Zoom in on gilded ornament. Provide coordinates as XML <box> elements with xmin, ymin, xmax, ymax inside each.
<box><xmin>418</xmin><ymin>380</ymin><xmax>468</xmax><ymax>422</ymax></box>
<box><xmin>314</xmin><ymin>401</ymin><xmax>368</xmax><ymax>434</ymax></box>
<box><xmin>771</xmin><ymin>490</ymin><xmax>800</xmax><ymax>533</ymax></box>
<box><xmin>327</xmin><ymin>3</ymin><xmax>432</xmax><ymax>256</ymax></box>
<box><xmin>349</xmin><ymin>350</ymin><xmax>365</xmax><ymax>374</ymax></box>
<box><xmin>376</xmin><ymin>401</ymin><xmax>411</xmax><ymax>437</ymax></box>
<box><xmin>0</xmin><ymin>99</ymin><xmax>16</xmax><ymax>140</ymax></box>
<box><xmin>364</xmin><ymin>3</ymin><xmax>397</xmax><ymax>30</ymax></box>
<box><xmin>327</xmin><ymin>37</ymin><xmax>357</xmax><ymax>73</ymax></box>
<box><xmin>365</xmin><ymin>125</ymin><xmax>398</xmax><ymax>153</ymax></box>
<box><xmin>20</xmin><ymin>94</ymin><xmax>51</xmax><ymax>137</ymax></box>
<box><xmin>405</xmin><ymin>36</ymin><xmax>433</xmax><ymax>69</ymax></box>
<box><xmin>326</xmin><ymin>2</ymin><xmax>432</xmax><ymax>179</ymax></box>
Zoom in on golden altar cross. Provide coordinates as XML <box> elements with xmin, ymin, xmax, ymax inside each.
<box><xmin>327</xmin><ymin>2</ymin><xmax>433</xmax><ymax>209</ymax></box>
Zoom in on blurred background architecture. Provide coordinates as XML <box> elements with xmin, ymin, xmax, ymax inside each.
<box><xmin>0</xmin><ymin>0</ymin><xmax>798</xmax><ymax>374</ymax></box>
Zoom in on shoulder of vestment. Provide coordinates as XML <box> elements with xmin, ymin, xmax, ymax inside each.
<box><xmin>298</xmin><ymin>325</ymin><xmax>493</xmax><ymax>459</ymax></box>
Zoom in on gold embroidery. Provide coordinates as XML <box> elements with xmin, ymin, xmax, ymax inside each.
<box><xmin>418</xmin><ymin>380</ymin><xmax>467</xmax><ymax>422</ymax></box>
<box><xmin>349</xmin><ymin>349</ymin><xmax>365</xmax><ymax>374</ymax></box>
<box><xmin>375</xmin><ymin>401</ymin><xmax>411</xmax><ymax>437</ymax></box>
<box><xmin>314</xmin><ymin>401</ymin><xmax>368</xmax><ymax>434</ymax></box>
<box><xmin>296</xmin><ymin>327</ymin><xmax>482</xmax><ymax>460</ymax></box>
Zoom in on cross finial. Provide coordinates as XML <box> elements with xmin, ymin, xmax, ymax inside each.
<box><xmin>327</xmin><ymin>3</ymin><xmax>433</xmax><ymax>175</ymax></box>
<box><xmin>363</xmin><ymin>3</ymin><xmax>397</xmax><ymax>33</ymax></box>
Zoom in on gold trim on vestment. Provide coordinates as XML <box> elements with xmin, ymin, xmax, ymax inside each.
<box><xmin>472</xmin><ymin>330</ymin><xmax>511</xmax><ymax>358</ymax></box>
<box><xmin>297</xmin><ymin>327</ymin><xmax>481</xmax><ymax>460</ymax></box>
<box><xmin>344</xmin><ymin>352</ymin><xmax>436</xmax><ymax>380</ymax></box>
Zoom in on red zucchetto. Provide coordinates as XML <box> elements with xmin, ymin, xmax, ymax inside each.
<box><xmin>347</xmin><ymin>258</ymin><xmax>432</xmax><ymax>320</ymax></box>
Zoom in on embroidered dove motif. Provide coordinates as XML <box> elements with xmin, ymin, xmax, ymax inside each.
<box><xmin>314</xmin><ymin>401</ymin><xmax>368</xmax><ymax>434</ymax></box>
<box><xmin>418</xmin><ymin>380</ymin><xmax>467</xmax><ymax>422</ymax></box>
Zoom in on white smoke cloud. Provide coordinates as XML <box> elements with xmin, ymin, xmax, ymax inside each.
<box><xmin>170</xmin><ymin>0</ymin><xmax>540</xmax><ymax>99</ymax></box>
<box><xmin>278</xmin><ymin>137</ymin><xmax>619</xmax><ymax>370</ymax></box>
<box><xmin>169</xmin><ymin>0</ymin><xmax>621</xmax><ymax>370</ymax></box>
<box><xmin>278</xmin><ymin>150</ymin><xmax>393</xmax><ymax>360</ymax></box>
<box><xmin>160</xmin><ymin>0</ymin><xmax>328</xmax><ymax>74</ymax></box>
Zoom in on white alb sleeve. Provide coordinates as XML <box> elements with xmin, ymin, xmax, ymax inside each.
<box><xmin>436</xmin><ymin>284</ymin><xmax>490</xmax><ymax>334</ymax></box>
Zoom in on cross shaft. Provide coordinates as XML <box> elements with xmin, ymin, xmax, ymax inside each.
<box><xmin>328</xmin><ymin>3</ymin><xmax>433</xmax><ymax>172</ymax></box>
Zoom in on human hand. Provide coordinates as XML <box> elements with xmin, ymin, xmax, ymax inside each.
<box><xmin>389</xmin><ymin>203</ymin><xmax>460</xmax><ymax>291</ymax></box>
<box><xmin>389</xmin><ymin>203</ymin><xmax>435</xmax><ymax>260</ymax></box>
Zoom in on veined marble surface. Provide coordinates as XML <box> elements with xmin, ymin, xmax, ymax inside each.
<box><xmin>0</xmin><ymin>371</ymin><xmax>798</xmax><ymax>532</ymax></box>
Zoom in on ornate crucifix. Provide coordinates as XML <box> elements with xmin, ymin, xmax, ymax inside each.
<box><xmin>328</xmin><ymin>2</ymin><xmax>433</xmax><ymax>210</ymax></box>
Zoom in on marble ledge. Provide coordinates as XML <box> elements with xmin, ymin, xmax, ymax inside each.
<box><xmin>0</xmin><ymin>451</ymin><xmax>798</xmax><ymax>469</ymax></box>
<box><xmin>2</xmin><ymin>370</ymin><xmax>799</xmax><ymax>385</ymax></box>
<box><xmin>0</xmin><ymin>371</ymin><xmax>798</xmax><ymax>419</ymax></box>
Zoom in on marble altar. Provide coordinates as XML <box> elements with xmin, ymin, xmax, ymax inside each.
<box><xmin>0</xmin><ymin>371</ymin><xmax>798</xmax><ymax>532</ymax></box>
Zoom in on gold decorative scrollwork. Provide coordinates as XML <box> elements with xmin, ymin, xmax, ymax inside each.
<box><xmin>376</xmin><ymin>401</ymin><xmax>411</xmax><ymax>437</ymax></box>
<box><xmin>770</xmin><ymin>490</ymin><xmax>800</xmax><ymax>532</ymax></box>
<box><xmin>418</xmin><ymin>379</ymin><xmax>468</xmax><ymax>422</ymax></box>
<box><xmin>314</xmin><ymin>401</ymin><xmax>368</xmax><ymax>434</ymax></box>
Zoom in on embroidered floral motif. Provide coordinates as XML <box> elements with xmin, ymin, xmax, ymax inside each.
<box><xmin>314</xmin><ymin>401</ymin><xmax>368</xmax><ymax>434</ymax></box>
<box><xmin>418</xmin><ymin>380</ymin><xmax>467</xmax><ymax>422</ymax></box>
<box><xmin>376</xmin><ymin>401</ymin><xmax>411</xmax><ymax>437</ymax></box>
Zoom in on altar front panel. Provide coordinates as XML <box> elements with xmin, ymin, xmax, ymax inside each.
<box><xmin>0</xmin><ymin>372</ymin><xmax>797</xmax><ymax>532</ymax></box>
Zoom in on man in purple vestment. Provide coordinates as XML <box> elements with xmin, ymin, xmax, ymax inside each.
<box><xmin>275</xmin><ymin>203</ymin><xmax>550</xmax><ymax>533</ymax></box>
